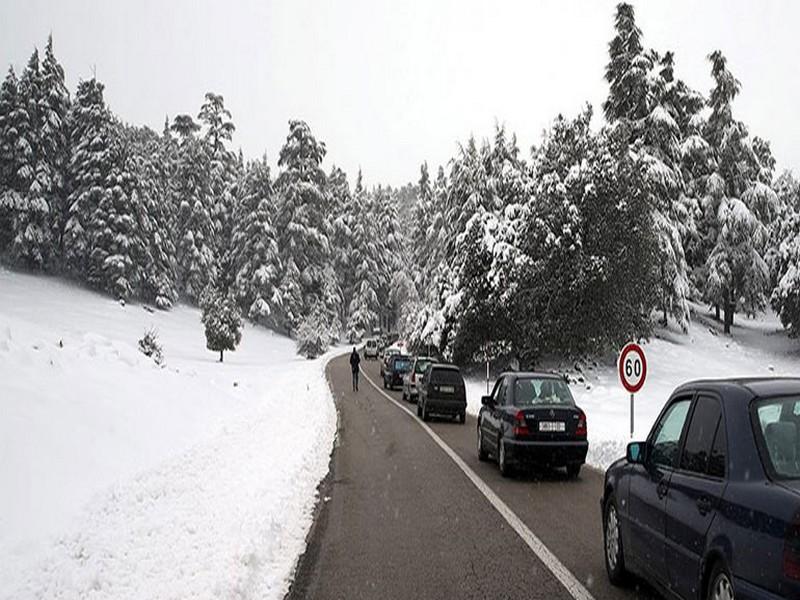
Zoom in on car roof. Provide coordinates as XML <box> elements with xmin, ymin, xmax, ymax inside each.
<box><xmin>500</xmin><ymin>371</ymin><xmax>563</xmax><ymax>380</ymax></box>
<box><xmin>429</xmin><ymin>363</ymin><xmax>460</xmax><ymax>371</ymax></box>
<box><xmin>674</xmin><ymin>377</ymin><xmax>800</xmax><ymax>399</ymax></box>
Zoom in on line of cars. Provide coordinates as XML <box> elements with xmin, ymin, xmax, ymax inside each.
<box><xmin>361</xmin><ymin>338</ymin><xmax>800</xmax><ymax>599</ymax></box>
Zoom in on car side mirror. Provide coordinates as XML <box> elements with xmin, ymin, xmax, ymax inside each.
<box><xmin>481</xmin><ymin>395</ymin><xmax>494</xmax><ymax>407</ymax></box>
<box><xmin>626</xmin><ymin>441</ymin><xmax>647</xmax><ymax>464</ymax></box>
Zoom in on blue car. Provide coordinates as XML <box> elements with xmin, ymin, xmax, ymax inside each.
<box><xmin>602</xmin><ymin>378</ymin><xmax>800</xmax><ymax>600</ymax></box>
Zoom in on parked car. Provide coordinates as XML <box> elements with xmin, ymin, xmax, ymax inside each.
<box><xmin>477</xmin><ymin>372</ymin><xmax>587</xmax><ymax>478</ymax></box>
<box><xmin>383</xmin><ymin>354</ymin><xmax>412</xmax><ymax>390</ymax></box>
<box><xmin>380</xmin><ymin>346</ymin><xmax>401</xmax><ymax>379</ymax></box>
<box><xmin>402</xmin><ymin>356</ymin><xmax>433</xmax><ymax>403</ymax></box>
<box><xmin>417</xmin><ymin>364</ymin><xmax>467</xmax><ymax>424</ymax></box>
<box><xmin>602</xmin><ymin>378</ymin><xmax>800</xmax><ymax>600</ymax></box>
<box><xmin>363</xmin><ymin>338</ymin><xmax>379</xmax><ymax>360</ymax></box>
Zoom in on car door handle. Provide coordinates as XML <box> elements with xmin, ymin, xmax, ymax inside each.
<box><xmin>657</xmin><ymin>480</ymin><xmax>668</xmax><ymax>499</ymax></box>
<box><xmin>696</xmin><ymin>496</ymin><xmax>713</xmax><ymax>516</ymax></box>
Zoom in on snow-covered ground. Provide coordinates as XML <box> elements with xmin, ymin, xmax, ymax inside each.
<box><xmin>0</xmin><ymin>268</ymin><xmax>340</xmax><ymax>599</ymax></box>
<box><xmin>466</xmin><ymin>304</ymin><xmax>800</xmax><ymax>470</ymax></box>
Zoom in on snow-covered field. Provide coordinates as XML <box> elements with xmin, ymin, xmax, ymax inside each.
<box><xmin>466</xmin><ymin>305</ymin><xmax>800</xmax><ymax>470</ymax></box>
<box><xmin>0</xmin><ymin>268</ymin><xmax>340</xmax><ymax>600</ymax></box>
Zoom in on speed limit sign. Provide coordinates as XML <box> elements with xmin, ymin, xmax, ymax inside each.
<box><xmin>618</xmin><ymin>343</ymin><xmax>647</xmax><ymax>437</ymax></box>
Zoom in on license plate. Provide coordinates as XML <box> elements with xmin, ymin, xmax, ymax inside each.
<box><xmin>439</xmin><ymin>385</ymin><xmax>455</xmax><ymax>394</ymax></box>
<box><xmin>539</xmin><ymin>421</ymin><xmax>565</xmax><ymax>432</ymax></box>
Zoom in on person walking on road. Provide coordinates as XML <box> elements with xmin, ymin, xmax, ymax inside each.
<box><xmin>350</xmin><ymin>347</ymin><xmax>361</xmax><ymax>391</ymax></box>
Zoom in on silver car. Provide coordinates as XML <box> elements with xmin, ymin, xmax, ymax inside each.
<box><xmin>402</xmin><ymin>356</ymin><xmax>434</xmax><ymax>403</ymax></box>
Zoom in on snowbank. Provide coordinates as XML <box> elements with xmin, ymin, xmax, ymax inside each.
<box><xmin>466</xmin><ymin>305</ymin><xmax>800</xmax><ymax>470</ymax></box>
<box><xmin>0</xmin><ymin>268</ymin><xmax>340</xmax><ymax>599</ymax></box>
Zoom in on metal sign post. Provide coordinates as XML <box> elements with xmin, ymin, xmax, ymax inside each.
<box><xmin>619</xmin><ymin>342</ymin><xmax>647</xmax><ymax>439</ymax></box>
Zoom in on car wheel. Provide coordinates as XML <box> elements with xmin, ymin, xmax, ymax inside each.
<box><xmin>566</xmin><ymin>464</ymin><xmax>581</xmax><ymax>478</ymax></box>
<box><xmin>402</xmin><ymin>388</ymin><xmax>406</xmax><ymax>401</ymax></box>
<box><xmin>498</xmin><ymin>437</ymin><xmax>512</xmax><ymax>477</ymax></box>
<box><xmin>603</xmin><ymin>495</ymin><xmax>628</xmax><ymax>586</ymax></box>
<box><xmin>477</xmin><ymin>425</ymin><xmax>489</xmax><ymax>461</ymax></box>
<box><xmin>422</xmin><ymin>401</ymin><xmax>430</xmax><ymax>422</ymax></box>
<box><xmin>459</xmin><ymin>412</ymin><xmax>466</xmax><ymax>424</ymax></box>
<box><xmin>707</xmin><ymin>562</ymin><xmax>734</xmax><ymax>600</ymax></box>
<box><xmin>416</xmin><ymin>402</ymin><xmax>422</xmax><ymax>417</ymax></box>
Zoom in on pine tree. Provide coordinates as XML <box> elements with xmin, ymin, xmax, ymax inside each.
<box><xmin>64</xmin><ymin>78</ymin><xmax>113</xmax><ymax>277</ymax></box>
<box><xmin>39</xmin><ymin>35</ymin><xmax>70</xmax><ymax>262</ymax></box>
<box><xmin>231</xmin><ymin>155</ymin><xmax>281</xmax><ymax>324</ymax></box>
<box><xmin>0</xmin><ymin>67</ymin><xmax>22</xmax><ymax>254</ymax></box>
<box><xmin>171</xmin><ymin>114</ymin><xmax>217</xmax><ymax>302</ymax></box>
<box><xmin>200</xmin><ymin>282</ymin><xmax>242</xmax><ymax>362</ymax></box>
<box><xmin>603</xmin><ymin>3</ymin><xmax>651</xmax><ymax>124</ymax></box>
<box><xmin>274</xmin><ymin>120</ymin><xmax>337</xmax><ymax>334</ymax></box>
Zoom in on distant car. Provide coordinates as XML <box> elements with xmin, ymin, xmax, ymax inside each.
<box><xmin>478</xmin><ymin>372</ymin><xmax>587</xmax><ymax>478</ymax></box>
<box><xmin>402</xmin><ymin>356</ymin><xmax>433</xmax><ymax>403</ymax></box>
<box><xmin>380</xmin><ymin>346</ymin><xmax>401</xmax><ymax>379</ymax></box>
<box><xmin>417</xmin><ymin>364</ymin><xmax>466</xmax><ymax>424</ymax></box>
<box><xmin>383</xmin><ymin>354</ymin><xmax>412</xmax><ymax>390</ymax></box>
<box><xmin>363</xmin><ymin>338</ymin><xmax>379</xmax><ymax>360</ymax></box>
<box><xmin>602</xmin><ymin>378</ymin><xmax>800</xmax><ymax>600</ymax></box>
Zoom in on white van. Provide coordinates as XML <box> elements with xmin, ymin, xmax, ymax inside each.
<box><xmin>363</xmin><ymin>338</ymin><xmax>379</xmax><ymax>360</ymax></box>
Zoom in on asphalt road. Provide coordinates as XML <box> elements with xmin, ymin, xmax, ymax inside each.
<box><xmin>287</xmin><ymin>355</ymin><xmax>661</xmax><ymax>600</ymax></box>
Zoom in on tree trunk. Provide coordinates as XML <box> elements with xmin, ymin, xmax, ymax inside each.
<box><xmin>663</xmin><ymin>305</ymin><xmax>668</xmax><ymax>327</ymax></box>
<box><xmin>723</xmin><ymin>303</ymin><xmax>733</xmax><ymax>335</ymax></box>
<box><xmin>219</xmin><ymin>349</ymin><xmax>224</xmax><ymax>363</ymax></box>
<box><xmin>714</xmin><ymin>304</ymin><xmax>720</xmax><ymax>321</ymax></box>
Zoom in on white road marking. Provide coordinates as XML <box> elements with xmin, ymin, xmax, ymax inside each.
<box><xmin>361</xmin><ymin>366</ymin><xmax>596</xmax><ymax>600</ymax></box>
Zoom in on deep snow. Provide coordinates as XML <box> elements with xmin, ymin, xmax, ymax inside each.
<box><xmin>0</xmin><ymin>268</ymin><xmax>340</xmax><ymax>599</ymax></box>
<box><xmin>466</xmin><ymin>303</ymin><xmax>800</xmax><ymax>470</ymax></box>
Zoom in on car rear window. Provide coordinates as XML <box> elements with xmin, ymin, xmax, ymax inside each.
<box><xmin>429</xmin><ymin>368</ymin><xmax>463</xmax><ymax>385</ymax></box>
<box><xmin>367</xmin><ymin>340</ymin><xmax>376</xmax><ymax>347</ymax></box>
<box><xmin>414</xmin><ymin>359</ymin><xmax>432</xmax><ymax>374</ymax></box>
<box><xmin>513</xmin><ymin>377</ymin><xmax>574</xmax><ymax>407</ymax></box>
<box><xmin>754</xmin><ymin>396</ymin><xmax>800</xmax><ymax>479</ymax></box>
<box><xmin>393</xmin><ymin>358</ymin><xmax>411</xmax><ymax>372</ymax></box>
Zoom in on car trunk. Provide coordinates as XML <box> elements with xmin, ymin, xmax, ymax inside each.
<box><xmin>516</xmin><ymin>406</ymin><xmax>582</xmax><ymax>441</ymax></box>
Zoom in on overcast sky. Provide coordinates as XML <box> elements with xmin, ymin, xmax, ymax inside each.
<box><xmin>1</xmin><ymin>0</ymin><xmax>798</xmax><ymax>188</ymax></box>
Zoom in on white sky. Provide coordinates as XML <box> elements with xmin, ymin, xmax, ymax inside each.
<box><xmin>2</xmin><ymin>0</ymin><xmax>798</xmax><ymax>188</ymax></box>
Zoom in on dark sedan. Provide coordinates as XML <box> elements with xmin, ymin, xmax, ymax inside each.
<box><xmin>477</xmin><ymin>372</ymin><xmax>588</xmax><ymax>478</ymax></box>
<box><xmin>602</xmin><ymin>377</ymin><xmax>800</xmax><ymax>600</ymax></box>
<box><xmin>383</xmin><ymin>354</ymin><xmax>412</xmax><ymax>390</ymax></box>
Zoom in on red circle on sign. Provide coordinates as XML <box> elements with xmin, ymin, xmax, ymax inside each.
<box><xmin>618</xmin><ymin>342</ymin><xmax>647</xmax><ymax>393</ymax></box>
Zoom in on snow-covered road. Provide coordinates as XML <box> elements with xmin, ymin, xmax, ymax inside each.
<box><xmin>0</xmin><ymin>269</ymin><xmax>340</xmax><ymax>599</ymax></box>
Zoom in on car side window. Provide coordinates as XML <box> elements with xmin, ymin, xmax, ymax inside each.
<box><xmin>493</xmin><ymin>378</ymin><xmax>507</xmax><ymax>406</ymax></box>
<box><xmin>680</xmin><ymin>396</ymin><xmax>722</xmax><ymax>475</ymax></box>
<box><xmin>707</xmin><ymin>418</ymin><xmax>727</xmax><ymax>478</ymax></box>
<box><xmin>650</xmin><ymin>398</ymin><xmax>692</xmax><ymax>468</ymax></box>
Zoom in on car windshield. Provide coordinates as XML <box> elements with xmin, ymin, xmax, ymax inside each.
<box><xmin>513</xmin><ymin>377</ymin><xmax>575</xmax><ymax>407</ymax></box>
<box><xmin>754</xmin><ymin>396</ymin><xmax>800</xmax><ymax>479</ymax></box>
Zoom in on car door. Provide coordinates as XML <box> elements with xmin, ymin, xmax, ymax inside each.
<box><xmin>482</xmin><ymin>377</ymin><xmax>507</xmax><ymax>447</ymax></box>
<box><xmin>665</xmin><ymin>394</ymin><xmax>727</xmax><ymax>600</ymax></box>
<box><xmin>627</xmin><ymin>396</ymin><xmax>692</xmax><ymax>586</ymax></box>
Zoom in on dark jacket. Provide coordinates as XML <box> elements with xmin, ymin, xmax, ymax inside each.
<box><xmin>350</xmin><ymin>350</ymin><xmax>361</xmax><ymax>373</ymax></box>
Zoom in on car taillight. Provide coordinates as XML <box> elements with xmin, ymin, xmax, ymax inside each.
<box><xmin>512</xmin><ymin>410</ymin><xmax>529</xmax><ymax>437</ymax></box>
<box><xmin>784</xmin><ymin>512</ymin><xmax>800</xmax><ymax>580</ymax></box>
<box><xmin>576</xmin><ymin>409</ymin><xmax>587</xmax><ymax>437</ymax></box>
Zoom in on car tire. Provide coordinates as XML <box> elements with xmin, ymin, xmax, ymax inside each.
<box><xmin>706</xmin><ymin>561</ymin><xmax>734</xmax><ymax>600</ymax></box>
<box><xmin>498</xmin><ymin>437</ymin><xmax>512</xmax><ymax>478</ymax></box>
<box><xmin>416</xmin><ymin>402</ymin><xmax>422</xmax><ymax>417</ymax></box>
<box><xmin>477</xmin><ymin>424</ymin><xmax>489</xmax><ymax>461</ymax></box>
<box><xmin>566</xmin><ymin>464</ymin><xmax>581</xmax><ymax>478</ymax></box>
<box><xmin>402</xmin><ymin>388</ymin><xmax>406</xmax><ymax>401</ymax></box>
<box><xmin>459</xmin><ymin>412</ymin><xmax>466</xmax><ymax>424</ymax></box>
<box><xmin>422</xmin><ymin>402</ymin><xmax>430</xmax><ymax>422</ymax></box>
<box><xmin>603</xmin><ymin>495</ymin><xmax>628</xmax><ymax>586</ymax></box>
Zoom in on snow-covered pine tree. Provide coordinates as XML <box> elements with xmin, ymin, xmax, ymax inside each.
<box><xmin>200</xmin><ymin>281</ymin><xmax>242</xmax><ymax>362</ymax></box>
<box><xmin>198</xmin><ymin>92</ymin><xmax>237</xmax><ymax>289</ymax></box>
<box><xmin>231</xmin><ymin>155</ymin><xmax>281</xmax><ymax>325</ymax></box>
<box><xmin>64</xmin><ymin>78</ymin><xmax>113</xmax><ymax>278</ymax></box>
<box><xmin>411</xmin><ymin>162</ymin><xmax>432</xmax><ymax>273</ymax></box>
<box><xmin>603</xmin><ymin>3</ymin><xmax>650</xmax><ymax>125</ymax></box>
<box><xmin>11</xmin><ymin>48</ymin><xmax>54</xmax><ymax>269</ymax></box>
<box><xmin>0</xmin><ymin>67</ymin><xmax>22</xmax><ymax>254</ymax></box>
<box><xmin>701</xmin><ymin>51</ymin><xmax>778</xmax><ymax>333</ymax></box>
<box><xmin>295</xmin><ymin>302</ymin><xmax>329</xmax><ymax>359</ymax></box>
<box><xmin>39</xmin><ymin>35</ymin><xmax>70</xmax><ymax>263</ymax></box>
<box><xmin>171</xmin><ymin>114</ymin><xmax>217</xmax><ymax>302</ymax></box>
<box><xmin>274</xmin><ymin>120</ymin><xmax>338</xmax><ymax>335</ymax></box>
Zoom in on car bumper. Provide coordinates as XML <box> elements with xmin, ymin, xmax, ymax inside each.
<box><xmin>504</xmin><ymin>439</ymin><xmax>588</xmax><ymax>466</ymax></box>
<box><xmin>424</xmin><ymin>398</ymin><xmax>466</xmax><ymax>416</ymax></box>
